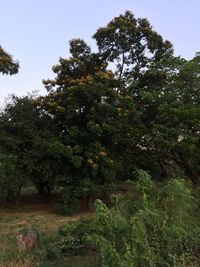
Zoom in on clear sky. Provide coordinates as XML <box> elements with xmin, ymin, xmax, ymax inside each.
<box><xmin>0</xmin><ymin>0</ymin><xmax>200</xmax><ymax>103</ymax></box>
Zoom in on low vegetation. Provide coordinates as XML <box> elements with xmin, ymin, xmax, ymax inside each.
<box><xmin>0</xmin><ymin>197</ymin><xmax>90</xmax><ymax>266</ymax></box>
<box><xmin>1</xmin><ymin>171</ymin><xmax>199</xmax><ymax>266</ymax></box>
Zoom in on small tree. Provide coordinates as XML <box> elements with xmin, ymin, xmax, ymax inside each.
<box><xmin>0</xmin><ymin>94</ymin><xmax>60</xmax><ymax>201</ymax></box>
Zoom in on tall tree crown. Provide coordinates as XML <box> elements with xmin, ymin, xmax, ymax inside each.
<box><xmin>93</xmin><ymin>11</ymin><xmax>173</xmax><ymax>82</ymax></box>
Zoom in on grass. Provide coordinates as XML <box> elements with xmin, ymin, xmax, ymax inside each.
<box><xmin>0</xmin><ymin>190</ymin><xmax>90</xmax><ymax>267</ymax></box>
<box><xmin>0</xmin><ymin>184</ymin><xmax>121</xmax><ymax>266</ymax></box>
<box><xmin>39</xmin><ymin>255</ymin><xmax>99</xmax><ymax>267</ymax></box>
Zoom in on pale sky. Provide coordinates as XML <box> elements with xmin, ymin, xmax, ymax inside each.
<box><xmin>0</xmin><ymin>0</ymin><xmax>200</xmax><ymax>103</ymax></box>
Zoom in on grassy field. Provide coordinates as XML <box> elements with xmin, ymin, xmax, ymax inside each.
<box><xmin>0</xmin><ymin>184</ymin><xmax>128</xmax><ymax>266</ymax></box>
<box><xmin>0</xmin><ymin>191</ymin><xmax>91</xmax><ymax>267</ymax></box>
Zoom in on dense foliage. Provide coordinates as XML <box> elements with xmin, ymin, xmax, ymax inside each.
<box><xmin>88</xmin><ymin>171</ymin><xmax>199</xmax><ymax>266</ymax></box>
<box><xmin>0</xmin><ymin>94</ymin><xmax>61</xmax><ymax>201</ymax></box>
<box><xmin>0</xmin><ymin>11</ymin><xmax>200</xmax><ymax>212</ymax></box>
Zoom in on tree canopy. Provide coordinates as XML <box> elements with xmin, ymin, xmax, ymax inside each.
<box><xmin>0</xmin><ymin>11</ymin><xmax>200</xmax><ymax>211</ymax></box>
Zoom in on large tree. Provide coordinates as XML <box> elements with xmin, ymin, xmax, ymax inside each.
<box><xmin>92</xmin><ymin>11</ymin><xmax>175</xmax><ymax>179</ymax></box>
<box><xmin>39</xmin><ymin>39</ymin><xmax>121</xmax><ymax>213</ymax></box>
<box><xmin>144</xmin><ymin>54</ymin><xmax>200</xmax><ymax>184</ymax></box>
<box><xmin>93</xmin><ymin>11</ymin><xmax>200</xmax><ymax>184</ymax></box>
<box><xmin>37</xmin><ymin>11</ymin><xmax>176</xmax><ymax>213</ymax></box>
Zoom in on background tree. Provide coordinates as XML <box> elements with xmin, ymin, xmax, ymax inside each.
<box><xmin>0</xmin><ymin>93</ymin><xmax>64</xmax><ymax>201</ymax></box>
<box><xmin>126</xmin><ymin>54</ymin><xmax>200</xmax><ymax>184</ymax></box>
<box><xmin>151</xmin><ymin>54</ymin><xmax>200</xmax><ymax>184</ymax></box>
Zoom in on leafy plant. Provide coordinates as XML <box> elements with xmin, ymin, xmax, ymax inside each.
<box><xmin>86</xmin><ymin>171</ymin><xmax>198</xmax><ymax>266</ymax></box>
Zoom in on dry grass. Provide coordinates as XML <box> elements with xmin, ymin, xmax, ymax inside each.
<box><xmin>0</xmin><ymin>193</ymin><xmax>90</xmax><ymax>267</ymax></box>
<box><xmin>0</xmin><ymin>257</ymin><xmax>35</xmax><ymax>267</ymax></box>
<box><xmin>0</xmin><ymin>208</ymin><xmax>89</xmax><ymax>235</ymax></box>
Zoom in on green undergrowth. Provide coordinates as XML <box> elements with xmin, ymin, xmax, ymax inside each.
<box><xmin>0</xmin><ymin>171</ymin><xmax>199</xmax><ymax>266</ymax></box>
<box><xmin>35</xmin><ymin>171</ymin><xmax>200</xmax><ymax>267</ymax></box>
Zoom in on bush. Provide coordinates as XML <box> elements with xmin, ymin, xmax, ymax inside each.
<box><xmin>86</xmin><ymin>171</ymin><xmax>199</xmax><ymax>267</ymax></box>
<box><xmin>36</xmin><ymin>171</ymin><xmax>200</xmax><ymax>266</ymax></box>
<box><xmin>57</xmin><ymin>173</ymin><xmax>115</xmax><ymax>216</ymax></box>
<box><xmin>56</xmin><ymin>184</ymin><xmax>82</xmax><ymax>215</ymax></box>
<box><xmin>35</xmin><ymin>218</ymin><xmax>99</xmax><ymax>265</ymax></box>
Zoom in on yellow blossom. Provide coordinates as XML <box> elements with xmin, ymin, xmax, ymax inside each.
<box><xmin>87</xmin><ymin>159</ymin><xmax>94</xmax><ymax>164</ymax></box>
<box><xmin>99</xmin><ymin>151</ymin><xmax>107</xmax><ymax>157</ymax></box>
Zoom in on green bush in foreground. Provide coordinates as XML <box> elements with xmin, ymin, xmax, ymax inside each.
<box><xmin>37</xmin><ymin>171</ymin><xmax>199</xmax><ymax>266</ymax></box>
<box><xmin>87</xmin><ymin>170</ymin><xmax>199</xmax><ymax>266</ymax></box>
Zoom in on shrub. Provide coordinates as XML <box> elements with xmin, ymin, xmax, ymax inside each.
<box><xmin>35</xmin><ymin>218</ymin><xmax>98</xmax><ymax>265</ymax></box>
<box><xmin>56</xmin><ymin>184</ymin><xmax>83</xmax><ymax>215</ymax></box>
<box><xmin>86</xmin><ymin>171</ymin><xmax>198</xmax><ymax>267</ymax></box>
<box><xmin>36</xmin><ymin>171</ymin><xmax>200</xmax><ymax>266</ymax></box>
